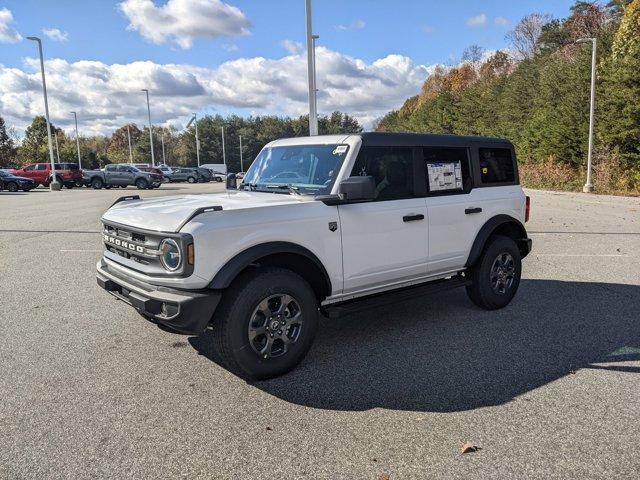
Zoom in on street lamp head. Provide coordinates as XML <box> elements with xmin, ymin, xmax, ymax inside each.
<box><xmin>141</xmin><ymin>88</ymin><xmax>149</xmax><ymax>93</ymax></box>
<box><xmin>26</xmin><ymin>36</ymin><xmax>40</xmax><ymax>42</ymax></box>
<box><xmin>575</xmin><ymin>37</ymin><xmax>595</xmax><ymax>44</ymax></box>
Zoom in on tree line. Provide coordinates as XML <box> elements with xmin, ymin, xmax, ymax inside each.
<box><xmin>0</xmin><ymin>112</ymin><xmax>362</xmax><ymax>173</ymax></box>
<box><xmin>377</xmin><ymin>0</ymin><xmax>640</xmax><ymax>194</ymax></box>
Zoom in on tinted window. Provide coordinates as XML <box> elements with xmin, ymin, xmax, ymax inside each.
<box><xmin>423</xmin><ymin>147</ymin><xmax>472</xmax><ymax>194</ymax></box>
<box><xmin>105</xmin><ymin>165</ymin><xmax>117</xmax><ymax>172</ymax></box>
<box><xmin>350</xmin><ymin>147</ymin><xmax>416</xmax><ymax>201</ymax></box>
<box><xmin>478</xmin><ymin>148</ymin><xmax>515</xmax><ymax>184</ymax></box>
<box><xmin>35</xmin><ymin>164</ymin><xmax>47</xmax><ymax>171</ymax></box>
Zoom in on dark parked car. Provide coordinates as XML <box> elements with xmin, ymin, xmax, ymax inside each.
<box><xmin>169</xmin><ymin>168</ymin><xmax>205</xmax><ymax>183</ymax></box>
<box><xmin>137</xmin><ymin>166</ymin><xmax>168</xmax><ymax>182</ymax></box>
<box><xmin>195</xmin><ymin>167</ymin><xmax>213</xmax><ymax>182</ymax></box>
<box><xmin>0</xmin><ymin>169</ymin><xmax>37</xmax><ymax>192</ymax></box>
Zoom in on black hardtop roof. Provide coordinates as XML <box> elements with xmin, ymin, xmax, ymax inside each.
<box><xmin>359</xmin><ymin>132</ymin><xmax>513</xmax><ymax>148</ymax></box>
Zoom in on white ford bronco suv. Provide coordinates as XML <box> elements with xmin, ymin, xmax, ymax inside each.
<box><xmin>97</xmin><ymin>132</ymin><xmax>532</xmax><ymax>379</ymax></box>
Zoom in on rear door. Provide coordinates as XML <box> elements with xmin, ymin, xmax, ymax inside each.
<box><xmin>424</xmin><ymin>146</ymin><xmax>486</xmax><ymax>274</ymax></box>
<box><xmin>338</xmin><ymin>146</ymin><xmax>429</xmax><ymax>295</ymax></box>
<box><xmin>104</xmin><ymin>164</ymin><xmax>119</xmax><ymax>184</ymax></box>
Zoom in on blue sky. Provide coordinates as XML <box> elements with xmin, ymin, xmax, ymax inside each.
<box><xmin>0</xmin><ymin>0</ymin><xmax>577</xmax><ymax>135</ymax></box>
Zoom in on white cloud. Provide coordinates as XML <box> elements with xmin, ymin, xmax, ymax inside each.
<box><xmin>0</xmin><ymin>48</ymin><xmax>429</xmax><ymax>135</ymax></box>
<box><xmin>0</xmin><ymin>8</ymin><xmax>21</xmax><ymax>43</ymax></box>
<box><xmin>222</xmin><ymin>43</ymin><xmax>239</xmax><ymax>52</ymax></box>
<box><xmin>422</xmin><ymin>26</ymin><xmax>435</xmax><ymax>34</ymax></box>
<box><xmin>280</xmin><ymin>40</ymin><xmax>304</xmax><ymax>55</ymax></box>
<box><xmin>494</xmin><ymin>16</ymin><xmax>510</xmax><ymax>27</ymax></box>
<box><xmin>466</xmin><ymin>14</ymin><xmax>487</xmax><ymax>27</ymax></box>
<box><xmin>335</xmin><ymin>19</ymin><xmax>366</xmax><ymax>31</ymax></box>
<box><xmin>43</xmin><ymin>28</ymin><xmax>69</xmax><ymax>42</ymax></box>
<box><xmin>119</xmin><ymin>0</ymin><xmax>250</xmax><ymax>49</ymax></box>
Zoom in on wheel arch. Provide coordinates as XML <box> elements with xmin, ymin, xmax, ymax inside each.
<box><xmin>209</xmin><ymin>242</ymin><xmax>332</xmax><ymax>301</ymax></box>
<box><xmin>465</xmin><ymin>215</ymin><xmax>530</xmax><ymax>267</ymax></box>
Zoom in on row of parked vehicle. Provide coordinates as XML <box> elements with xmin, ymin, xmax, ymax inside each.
<box><xmin>0</xmin><ymin>163</ymin><xmax>227</xmax><ymax>192</ymax></box>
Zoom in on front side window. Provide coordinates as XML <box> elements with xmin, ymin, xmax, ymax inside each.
<box><xmin>350</xmin><ymin>146</ymin><xmax>415</xmax><ymax>201</ymax></box>
<box><xmin>243</xmin><ymin>144</ymin><xmax>349</xmax><ymax>195</ymax></box>
<box><xmin>35</xmin><ymin>164</ymin><xmax>47</xmax><ymax>171</ymax></box>
<box><xmin>478</xmin><ymin>148</ymin><xmax>515</xmax><ymax>184</ymax></box>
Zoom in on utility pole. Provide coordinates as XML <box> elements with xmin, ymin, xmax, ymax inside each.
<box><xmin>71</xmin><ymin>111</ymin><xmax>82</xmax><ymax>169</ymax></box>
<box><xmin>239</xmin><ymin>135</ymin><xmax>244</xmax><ymax>172</ymax></box>
<box><xmin>127</xmin><ymin>125</ymin><xmax>133</xmax><ymax>164</ymax></box>
<box><xmin>141</xmin><ymin>89</ymin><xmax>156</xmax><ymax>166</ymax></box>
<box><xmin>576</xmin><ymin>37</ymin><xmax>597</xmax><ymax>193</ymax></box>
<box><xmin>305</xmin><ymin>0</ymin><xmax>319</xmax><ymax>136</ymax></box>
<box><xmin>26</xmin><ymin>36</ymin><xmax>59</xmax><ymax>190</ymax></box>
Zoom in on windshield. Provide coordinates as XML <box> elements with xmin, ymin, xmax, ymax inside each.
<box><xmin>242</xmin><ymin>144</ymin><xmax>349</xmax><ymax>194</ymax></box>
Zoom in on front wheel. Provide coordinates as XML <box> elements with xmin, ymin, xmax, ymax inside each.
<box><xmin>466</xmin><ymin>235</ymin><xmax>522</xmax><ymax>310</ymax></box>
<box><xmin>212</xmin><ymin>268</ymin><xmax>318</xmax><ymax>380</ymax></box>
<box><xmin>7</xmin><ymin>182</ymin><xmax>18</xmax><ymax>193</ymax></box>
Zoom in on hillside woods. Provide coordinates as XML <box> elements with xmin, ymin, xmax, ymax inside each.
<box><xmin>377</xmin><ymin>1</ymin><xmax>640</xmax><ymax>195</ymax></box>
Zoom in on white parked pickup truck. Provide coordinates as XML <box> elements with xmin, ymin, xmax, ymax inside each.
<box><xmin>97</xmin><ymin>132</ymin><xmax>532</xmax><ymax>379</ymax></box>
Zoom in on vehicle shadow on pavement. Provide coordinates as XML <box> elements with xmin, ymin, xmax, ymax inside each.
<box><xmin>190</xmin><ymin>279</ymin><xmax>640</xmax><ymax>412</ymax></box>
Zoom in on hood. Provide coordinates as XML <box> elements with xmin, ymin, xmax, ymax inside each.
<box><xmin>102</xmin><ymin>190</ymin><xmax>309</xmax><ymax>232</ymax></box>
<box><xmin>4</xmin><ymin>173</ymin><xmax>33</xmax><ymax>182</ymax></box>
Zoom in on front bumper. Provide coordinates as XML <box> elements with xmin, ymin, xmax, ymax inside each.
<box><xmin>96</xmin><ymin>259</ymin><xmax>221</xmax><ymax>335</ymax></box>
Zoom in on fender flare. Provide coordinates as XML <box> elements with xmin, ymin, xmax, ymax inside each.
<box><xmin>208</xmin><ymin>241</ymin><xmax>332</xmax><ymax>294</ymax></box>
<box><xmin>465</xmin><ymin>215</ymin><xmax>528</xmax><ymax>267</ymax></box>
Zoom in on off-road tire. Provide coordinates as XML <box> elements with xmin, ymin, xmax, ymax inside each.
<box><xmin>466</xmin><ymin>235</ymin><xmax>522</xmax><ymax>310</ymax></box>
<box><xmin>212</xmin><ymin>267</ymin><xmax>318</xmax><ymax>380</ymax></box>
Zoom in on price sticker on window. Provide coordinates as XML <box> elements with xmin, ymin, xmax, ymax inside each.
<box><xmin>332</xmin><ymin>145</ymin><xmax>348</xmax><ymax>155</ymax></box>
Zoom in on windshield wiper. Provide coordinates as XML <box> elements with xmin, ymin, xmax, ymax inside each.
<box><xmin>265</xmin><ymin>184</ymin><xmax>301</xmax><ymax>195</ymax></box>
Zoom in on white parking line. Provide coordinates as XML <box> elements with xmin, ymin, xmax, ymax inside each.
<box><xmin>59</xmin><ymin>249</ymin><xmax>102</xmax><ymax>253</ymax></box>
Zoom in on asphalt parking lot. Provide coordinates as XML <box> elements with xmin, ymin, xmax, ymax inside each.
<box><xmin>1</xmin><ymin>184</ymin><xmax>640</xmax><ymax>479</ymax></box>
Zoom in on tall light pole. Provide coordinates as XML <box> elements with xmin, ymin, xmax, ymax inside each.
<box><xmin>221</xmin><ymin>126</ymin><xmax>226</xmax><ymax>170</ymax></box>
<box><xmin>186</xmin><ymin>113</ymin><xmax>200</xmax><ymax>167</ymax></box>
<box><xmin>305</xmin><ymin>0</ymin><xmax>319</xmax><ymax>136</ymax></box>
<box><xmin>239</xmin><ymin>135</ymin><xmax>244</xmax><ymax>173</ymax></box>
<box><xmin>26</xmin><ymin>36</ymin><xmax>59</xmax><ymax>190</ymax></box>
<box><xmin>127</xmin><ymin>125</ymin><xmax>133</xmax><ymax>164</ymax></box>
<box><xmin>54</xmin><ymin>131</ymin><xmax>61</xmax><ymax>162</ymax></box>
<box><xmin>70</xmin><ymin>112</ymin><xmax>82</xmax><ymax>169</ymax></box>
<box><xmin>141</xmin><ymin>89</ymin><xmax>156</xmax><ymax>166</ymax></box>
<box><xmin>576</xmin><ymin>37</ymin><xmax>597</xmax><ymax>193</ymax></box>
<box><xmin>161</xmin><ymin>129</ymin><xmax>166</xmax><ymax>164</ymax></box>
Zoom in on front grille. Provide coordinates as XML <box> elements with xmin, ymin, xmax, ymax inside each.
<box><xmin>103</xmin><ymin>222</ymin><xmax>161</xmax><ymax>267</ymax></box>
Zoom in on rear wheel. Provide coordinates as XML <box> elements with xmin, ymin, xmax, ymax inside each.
<box><xmin>466</xmin><ymin>235</ymin><xmax>522</xmax><ymax>310</ymax></box>
<box><xmin>91</xmin><ymin>178</ymin><xmax>104</xmax><ymax>189</ymax></box>
<box><xmin>187</xmin><ymin>176</ymin><xmax>196</xmax><ymax>184</ymax></box>
<box><xmin>212</xmin><ymin>268</ymin><xmax>318</xmax><ymax>380</ymax></box>
<box><xmin>135</xmin><ymin>178</ymin><xmax>148</xmax><ymax>189</ymax></box>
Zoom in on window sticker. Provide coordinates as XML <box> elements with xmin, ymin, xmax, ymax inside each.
<box><xmin>332</xmin><ymin>145</ymin><xmax>348</xmax><ymax>155</ymax></box>
<box><xmin>427</xmin><ymin>161</ymin><xmax>463</xmax><ymax>192</ymax></box>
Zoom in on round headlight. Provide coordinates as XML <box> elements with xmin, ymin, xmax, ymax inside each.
<box><xmin>159</xmin><ymin>239</ymin><xmax>181</xmax><ymax>271</ymax></box>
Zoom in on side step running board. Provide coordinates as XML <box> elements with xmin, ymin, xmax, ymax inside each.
<box><xmin>322</xmin><ymin>275</ymin><xmax>471</xmax><ymax>319</ymax></box>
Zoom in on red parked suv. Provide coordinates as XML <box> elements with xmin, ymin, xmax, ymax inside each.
<box><xmin>11</xmin><ymin>163</ymin><xmax>83</xmax><ymax>188</ymax></box>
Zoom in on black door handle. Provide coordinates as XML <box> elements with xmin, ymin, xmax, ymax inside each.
<box><xmin>403</xmin><ymin>214</ymin><xmax>425</xmax><ymax>222</ymax></box>
<box><xmin>465</xmin><ymin>207</ymin><xmax>482</xmax><ymax>214</ymax></box>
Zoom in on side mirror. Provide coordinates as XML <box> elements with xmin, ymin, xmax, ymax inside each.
<box><xmin>226</xmin><ymin>173</ymin><xmax>237</xmax><ymax>190</ymax></box>
<box><xmin>338</xmin><ymin>176</ymin><xmax>375</xmax><ymax>201</ymax></box>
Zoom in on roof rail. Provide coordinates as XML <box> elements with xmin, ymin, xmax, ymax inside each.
<box><xmin>110</xmin><ymin>195</ymin><xmax>142</xmax><ymax>208</ymax></box>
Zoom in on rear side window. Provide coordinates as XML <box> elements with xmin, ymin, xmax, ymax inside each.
<box><xmin>350</xmin><ymin>146</ymin><xmax>416</xmax><ymax>201</ymax></box>
<box><xmin>423</xmin><ymin>147</ymin><xmax>472</xmax><ymax>194</ymax></box>
<box><xmin>35</xmin><ymin>164</ymin><xmax>48</xmax><ymax>171</ymax></box>
<box><xmin>478</xmin><ymin>148</ymin><xmax>515</xmax><ymax>184</ymax></box>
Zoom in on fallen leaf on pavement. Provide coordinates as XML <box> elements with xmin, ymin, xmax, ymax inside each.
<box><xmin>461</xmin><ymin>443</ymin><xmax>481</xmax><ymax>454</ymax></box>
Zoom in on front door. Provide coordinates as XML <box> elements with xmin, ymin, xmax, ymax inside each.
<box><xmin>339</xmin><ymin>146</ymin><xmax>428</xmax><ymax>295</ymax></box>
